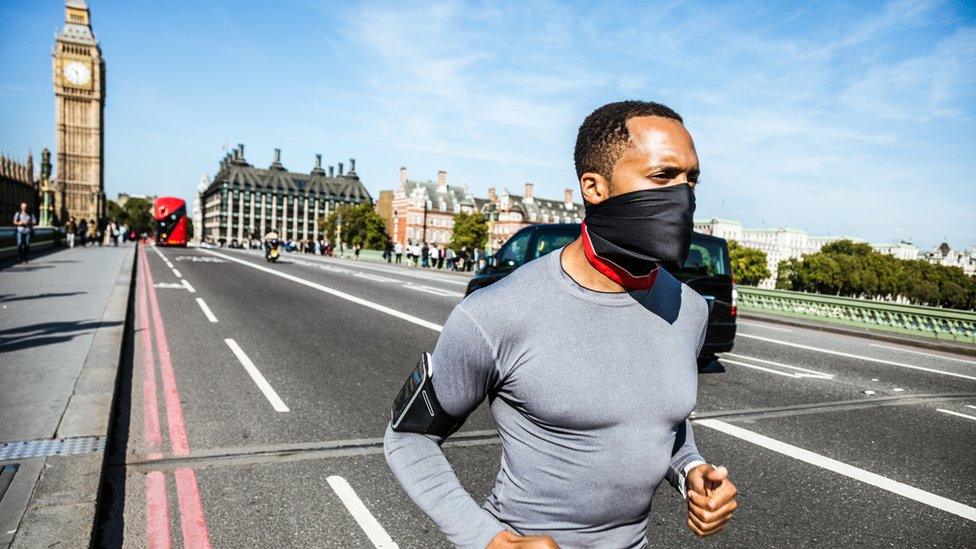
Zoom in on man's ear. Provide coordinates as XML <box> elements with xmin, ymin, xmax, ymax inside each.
<box><xmin>580</xmin><ymin>172</ymin><xmax>611</xmax><ymax>205</ymax></box>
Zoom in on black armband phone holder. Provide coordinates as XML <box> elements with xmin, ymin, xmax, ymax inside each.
<box><xmin>390</xmin><ymin>353</ymin><xmax>462</xmax><ymax>437</ymax></box>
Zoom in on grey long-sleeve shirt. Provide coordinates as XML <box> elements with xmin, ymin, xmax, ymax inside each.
<box><xmin>385</xmin><ymin>248</ymin><xmax>709</xmax><ymax>549</ymax></box>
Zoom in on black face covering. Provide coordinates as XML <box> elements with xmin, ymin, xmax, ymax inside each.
<box><xmin>582</xmin><ymin>183</ymin><xmax>696</xmax><ymax>280</ymax></box>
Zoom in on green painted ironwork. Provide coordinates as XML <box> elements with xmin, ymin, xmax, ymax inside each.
<box><xmin>737</xmin><ymin>286</ymin><xmax>976</xmax><ymax>344</ymax></box>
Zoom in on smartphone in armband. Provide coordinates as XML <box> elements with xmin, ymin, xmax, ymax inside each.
<box><xmin>390</xmin><ymin>353</ymin><xmax>462</xmax><ymax>436</ymax></box>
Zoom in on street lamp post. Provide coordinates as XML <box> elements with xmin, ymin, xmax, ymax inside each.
<box><xmin>483</xmin><ymin>202</ymin><xmax>498</xmax><ymax>256</ymax></box>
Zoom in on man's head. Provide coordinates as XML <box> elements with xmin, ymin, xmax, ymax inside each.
<box><xmin>574</xmin><ymin>100</ymin><xmax>699</xmax><ymax>205</ymax></box>
<box><xmin>19</xmin><ymin>202</ymin><xmax>28</xmax><ymax>212</ymax></box>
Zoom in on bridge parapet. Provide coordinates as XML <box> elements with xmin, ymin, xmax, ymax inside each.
<box><xmin>737</xmin><ymin>286</ymin><xmax>976</xmax><ymax>344</ymax></box>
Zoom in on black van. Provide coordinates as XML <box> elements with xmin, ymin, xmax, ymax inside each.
<box><xmin>465</xmin><ymin>224</ymin><xmax>736</xmax><ymax>362</ymax></box>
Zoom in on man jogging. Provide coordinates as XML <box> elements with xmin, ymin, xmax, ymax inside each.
<box><xmin>385</xmin><ymin>101</ymin><xmax>737</xmax><ymax>548</ymax></box>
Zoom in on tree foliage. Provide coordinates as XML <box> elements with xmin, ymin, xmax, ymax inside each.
<box><xmin>319</xmin><ymin>201</ymin><xmax>388</xmax><ymax>249</ymax></box>
<box><xmin>107</xmin><ymin>198</ymin><xmax>153</xmax><ymax>235</ymax></box>
<box><xmin>728</xmin><ymin>240</ymin><xmax>771</xmax><ymax>286</ymax></box>
<box><xmin>449</xmin><ymin>212</ymin><xmax>488</xmax><ymax>251</ymax></box>
<box><xmin>776</xmin><ymin>239</ymin><xmax>976</xmax><ymax>310</ymax></box>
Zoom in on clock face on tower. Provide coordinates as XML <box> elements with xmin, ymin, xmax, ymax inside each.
<box><xmin>63</xmin><ymin>60</ymin><xmax>91</xmax><ymax>86</ymax></box>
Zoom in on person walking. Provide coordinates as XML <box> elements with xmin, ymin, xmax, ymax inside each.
<box><xmin>385</xmin><ymin>101</ymin><xmax>737</xmax><ymax>548</ymax></box>
<box><xmin>446</xmin><ymin>247</ymin><xmax>456</xmax><ymax>270</ymax></box>
<box><xmin>88</xmin><ymin>219</ymin><xmax>97</xmax><ymax>246</ymax></box>
<box><xmin>428</xmin><ymin>243</ymin><xmax>439</xmax><ymax>268</ymax></box>
<box><xmin>66</xmin><ymin>217</ymin><xmax>78</xmax><ymax>248</ymax></box>
<box><xmin>13</xmin><ymin>203</ymin><xmax>35</xmax><ymax>263</ymax></box>
<box><xmin>437</xmin><ymin>245</ymin><xmax>446</xmax><ymax>269</ymax></box>
<box><xmin>394</xmin><ymin>241</ymin><xmax>403</xmax><ymax>264</ymax></box>
<box><xmin>421</xmin><ymin>242</ymin><xmax>430</xmax><ymax>268</ymax></box>
<box><xmin>411</xmin><ymin>241</ymin><xmax>421</xmax><ymax>266</ymax></box>
<box><xmin>385</xmin><ymin>239</ymin><xmax>394</xmax><ymax>263</ymax></box>
<box><xmin>354</xmin><ymin>242</ymin><xmax>362</xmax><ymax>260</ymax></box>
<box><xmin>78</xmin><ymin>218</ymin><xmax>88</xmax><ymax>247</ymax></box>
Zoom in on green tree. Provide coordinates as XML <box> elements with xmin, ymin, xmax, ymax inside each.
<box><xmin>820</xmin><ymin>240</ymin><xmax>874</xmax><ymax>256</ymax></box>
<box><xmin>107</xmin><ymin>198</ymin><xmax>153</xmax><ymax>235</ymax></box>
<box><xmin>727</xmin><ymin>240</ymin><xmax>771</xmax><ymax>286</ymax></box>
<box><xmin>449</xmin><ymin>212</ymin><xmax>488</xmax><ymax>251</ymax></box>
<box><xmin>318</xmin><ymin>201</ymin><xmax>388</xmax><ymax>249</ymax></box>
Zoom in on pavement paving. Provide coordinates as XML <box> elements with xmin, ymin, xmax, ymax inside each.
<box><xmin>18</xmin><ymin>242</ymin><xmax>976</xmax><ymax>547</ymax></box>
<box><xmin>0</xmin><ymin>243</ymin><xmax>135</xmax><ymax>548</ymax></box>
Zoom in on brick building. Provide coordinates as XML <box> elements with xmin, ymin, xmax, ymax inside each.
<box><xmin>390</xmin><ymin>168</ymin><xmax>482</xmax><ymax>246</ymax></box>
<box><xmin>384</xmin><ymin>169</ymin><xmax>585</xmax><ymax>251</ymax></box>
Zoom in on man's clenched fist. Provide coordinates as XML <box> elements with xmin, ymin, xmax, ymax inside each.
<box><xmin>487</xmin><ymin>530</ymin><xmax>559</xmax><ymax>548</ymax></box>
<box><xmin>686</xmin><ymin>464</ymin><xmax>737</xmax><ymax>537</ymax></box>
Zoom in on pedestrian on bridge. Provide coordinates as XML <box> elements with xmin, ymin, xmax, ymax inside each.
<box><xmin>394</xmin><ymin>241</ymin><xmax>403</xmax><ymax>264</ymax></box>
<box><xmin>13</xmin><ymin>202</ymin><xmax>35</xmax><ymax>263</ymax></box>
<box><xmin>386</xmin><ymin>101</ymin><xmax>738</xmax><ymax>548</ymax></box>
<box><xmin>66</xmin><ymin>217</ymin><xmax>77</xmax><ymax>248</ymax></box>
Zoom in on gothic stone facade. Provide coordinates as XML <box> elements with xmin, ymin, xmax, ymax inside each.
<box><xmin>199</xmin><ymin>145</ymin><xmax>371</xmax><ymax>244</ymax></box>
<box><xmin>53</xmin><ymin>0</ymin><xmax>106</xmax><ymax>223</ymax></box>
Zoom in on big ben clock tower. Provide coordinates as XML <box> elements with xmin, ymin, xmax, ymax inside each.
<box><xmin>53</xmin><ymin>0</ymin><xmax>105</xmax><ymax>223</ymax></box>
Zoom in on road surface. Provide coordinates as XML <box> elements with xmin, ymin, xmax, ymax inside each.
<box><xmin>102</xmin><ymin>243</ymin><xmax>976</xmax><ymax>548</ymax></box>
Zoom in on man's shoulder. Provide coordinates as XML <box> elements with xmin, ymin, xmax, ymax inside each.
<box><xmin>459</xmin><ymin>254</ymin><xmax>553</xmax><ymax>321</ymax></box>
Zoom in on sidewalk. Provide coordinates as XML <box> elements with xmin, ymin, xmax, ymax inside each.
<box><xmin>0</xmin><ymin>244</ymin><xmax>135</xmax><ymax>547</ymax></box>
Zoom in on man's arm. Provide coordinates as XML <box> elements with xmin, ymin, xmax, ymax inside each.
<box><xmin>383</xmin><ymin>304</ymin><xmax>507</xmax><ymax>549</ymax></box>
<box><xmin>674</xmin><ymin>300</ymin><xmax>738</xmax><ymax>537</ymax></box>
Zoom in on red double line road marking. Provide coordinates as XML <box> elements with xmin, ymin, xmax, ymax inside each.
<box><xmin>139</xmin><ymin>244</ymin><xmax>213</xmax><ymax>549</ymax></box>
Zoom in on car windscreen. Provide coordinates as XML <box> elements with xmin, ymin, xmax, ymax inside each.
<box><xmin>531</xmin><ymin>230</ymin><xmax>579</xmax><ymax>260</ymax></box>
<box><xmin>682</xmin><ymin>238</ymin><xmax>730</xmax><ymax>277</ymax></box>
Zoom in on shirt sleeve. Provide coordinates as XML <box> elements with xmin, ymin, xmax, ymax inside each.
<box><xmin>383</xmin><ymin>303</ymin><xmax>506</xmax><ymax>549</ymax></box>
<box><xmin>665</xmin><ymin>419</ymin><xmax>705</xmax><ymax>498</ymax></box>
<box><xmin>665</xmin><ymin>305</ymin><xmax>709</xmax><ymax>497</ymax></box>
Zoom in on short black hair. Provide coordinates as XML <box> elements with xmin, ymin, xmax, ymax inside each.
<box><xmin>574</xmin><ymin>100</ymin><xmax>683</xmax><ymax>181</ymax></box>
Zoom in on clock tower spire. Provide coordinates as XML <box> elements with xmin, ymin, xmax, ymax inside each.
<box><xmin>53</xmin><ymin>0</ymin><xmax>106</xmax><ymax>223</ymax></box>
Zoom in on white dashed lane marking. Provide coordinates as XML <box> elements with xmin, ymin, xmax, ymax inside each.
<box><xmin>224</xmin><ymin>338</ymin><xmax>289</xmax><ymax>412</ymax></box>
<box><xmin>195</xmin><ymin>298</ymin><xmax>218</xmax><ymax>323</ymax></box>
<box><xmin>327</xmin><ymin>476</ymin><xmax>398</xmax><ymax>548</ymax></box>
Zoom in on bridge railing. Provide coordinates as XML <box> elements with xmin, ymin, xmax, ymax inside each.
<box><xmin>737</xmin><ymin>286</ymin><xmax>976</xmax><ymax>344</ymax></box>
<box><xmin>0</xmin><ymin>226</ymin><xmax>62</xmax><ymax>259</ymax></box>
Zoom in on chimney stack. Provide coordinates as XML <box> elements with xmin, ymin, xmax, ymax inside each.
<box><xmin>238</xmin><ymin>143</ymin><xmax>245</xmax><ymax>160</ymax></box>
<box><xmin>523</xmin><ymin>182</ymin><xmax>534</xmax><ymax>199</ymax></box>
<box><xmin>488</xmin><ymin>187</ymin><xmax>497</xmax><ymax>204</ymax></box>
<box><xmin>349</xmin><ymin>158</ymin><xmax>356</xmax><ymax>173</ymax></box>
<box><xmin>329</xmin><ymin>166</ymin><xmax>335</xmax><ymax>177</ymax></box>
<box><xmin>399</xmin><ymin>167</ymin><xmax>407</xmax><ymax>186</ymax></box>
<box><xmin>437</xmin><ymin>170</ymin><xmax>447</xmax><ymax>191</ymax></box>
<box><xmin>311</xmin><ymin>154</ymin><xmax>325</xmax><ymax>175</ymax></box>
<box><xmin>338</xmin><ymin>162</ymin><xmax>344</xmax><ymax>175</ymax></box>
<box><xmin>564</xmin><ymin>188</ymin><xmax>574</xmax><ymax>204</ymax></box>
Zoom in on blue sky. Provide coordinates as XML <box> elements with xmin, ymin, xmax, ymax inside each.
<box><xmin>1</xmin><ymin>0</ymin><xmax>974</xmax><ymax>249</ymax></box>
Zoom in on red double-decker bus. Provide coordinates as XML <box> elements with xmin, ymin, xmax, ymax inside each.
<box><xmin>153</xmin><ymin>196</ymin><xmax>188</xmax><ymax>246</ymax></box>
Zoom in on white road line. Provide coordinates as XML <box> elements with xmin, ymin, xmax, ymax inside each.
<box><xmin>937</xmin><ymin>409</ymin><xmax>976</xmax><ymax>422</ymax></box>
<box><xmin>244</xmin><ymin>249</ymin><xmax>469</xmax><ymax>287</ymax></box>
<box><xmin>695</xmin><ymin>419</ymin><xmax>976</xmax><ymax>523</ymax></box>
<box><xmin>967</xmin><ymin>405</ymin><xmax>976</xmax><ymax>410</ymax></box>
<box><xmin>720</xmin><ymin>358</ymin><xmax>803</xmax><ymax>379</ymax></box>
<box><xmin>737</xmin><ymin>320</ymin><xmax>793</xmax><ymax>333</ymax></box>
<box><xmin>869</xmin><ymin>343</ymin><xmax>976</xmax><ymax>366</ymax></box>
<box><xmin>224</xmin><ymin>338</ymin><xmax>289</xmax><ymax>412</ymax></box>
<box><xmin>195</xmin><ymin>298</ymin><xmax>218</xmax><ymax>323</ymax></box>
<box><xmin>738</xmin><ymin>333</ymin><xmax>976</xmax><ymax>382</ymax></box>
<box><xmin>171</xmin><ymin>268</ymin><xmax>182</xmax><ymax>278</ymax></box>
<box><xmin>181</xmin><ymin>279</ymin><xmax>196</xmax><ymax>293</ymax></box>
<box><xmin>404</xmin><ymin>284</ymin><xmax>465</xmax><ymax>298</ymax></box>
<box><xmin>355</xmin><ymin>272</ymin><xmax>398</xmax><ymax>283</ymax></box>
<box><xmin>326</xmin><ymin>476</ymin><xmax>398</xmax><ymax>549</ymax></box>
<box><xmin>724</xmin><ymin>353</ymin><xmax>834</xmax><ymax>378</ymax></box>
<box><xmin>203</xmin><ymin>250</ymin><xmax>444</xmax><ymax>332</ymax></box>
